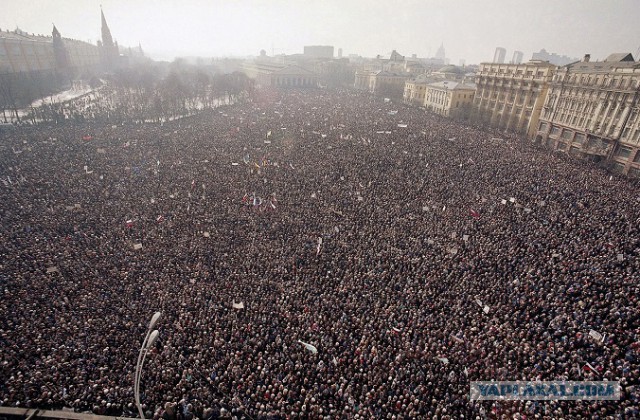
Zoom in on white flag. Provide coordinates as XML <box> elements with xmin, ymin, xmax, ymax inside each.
<box><xmin>232</xmin><ymin>301</ymin><xmax>244</xmax><ymax>309</ymax></box>
<box><xmin>483</xmin><ymin>305</ymin><xmax>490</xmax><ymax>314</ymax></box>
<box><xmin>316</xmin><ymin>237</ymin><xmax>323</xmax><ymax>255</ymax></box>
<box><xmin>298</xmin><ymin>340</ymin><xmax>318</xmax><ymax>354</ymax></box>
<box><xmin>133</xmin><ymin>243</ymin><xmax>143</xmax><ymax>250</ymax></box>
<box><xmin>500</xmin><ymin>199</ymin><xmax>507</xmax><ymax>205</ymax></box>
<box><xmin>203</xmin><ymin>232</ymin><xmax>210</xmax><ymax>238</ymax></box>
<box><xmin>617</xmin><ymin>254</ymin><xmax>624</xmax><ymax>262</ymax></box>
<box><xmin>438</xmin><ymin>357</ymin><xmax>449</xmax><ymax>365</ymax></box>
<box><xmin>509</xmin><ymin>197</ymin><xmax>516</xmax><ymax>203</ymax></box>
<box><xmin>46</xmin><ymin>266</ymin><xmax>59</xmax><ymax>273</ymax></box>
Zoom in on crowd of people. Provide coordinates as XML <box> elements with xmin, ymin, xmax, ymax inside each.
<box><xmin>0</xmin><ymin>87</ymin><xmax>638</xmax><ymax>419</ymax></box>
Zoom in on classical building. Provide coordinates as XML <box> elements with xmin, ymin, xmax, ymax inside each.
<box><xmin>472</xmin><ymin>60</ymin><xmax>556</xmax><ymax>137</ymax></box>
<box><xmin>424</xmin><ymin>81</ymin><xmax>475</xmax><ymax>119</ymax></box>
<box><xmin>354</xmin><ymin>70</ymin><xmax>408</xmax><ymax>98</ymax></box>
<box><xmin>403</xmin><ymin>73</ymin><xmax>431</xmax><ymax>105</ymax></box>
<box><xmin>242</xmin><ymin>61</ymin><xmax>318</xmax><ymax>88</ymax></box>
<box><xmin>535</xmin><ymin>53</ymin><xmax>640</xmax><ymax>177</ymax></box>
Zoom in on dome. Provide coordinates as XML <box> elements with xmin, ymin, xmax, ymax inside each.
<box><xmin>437</xmin><ymin>65</ymin><xmax>463</xmax><ymax>74</ymax></box>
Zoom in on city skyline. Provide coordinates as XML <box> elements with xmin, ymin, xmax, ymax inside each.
<box><xmin>1</xmin><ymin>0</ymin><xmax>639</xmax><ymax>64</ymax></box>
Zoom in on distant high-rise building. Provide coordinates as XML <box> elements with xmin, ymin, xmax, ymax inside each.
<box><xmin>337</xmin><ymin>48</ymin><xmax>342</xmax><ymax>59</ymax></box>
<box><xmin>303</xmin><ymin>45</ymin><xmax>334</xmax><ymax>59</ymax></box>
<box><xmin>435</xmin><ymin>43</ymin><xmax>446</xmax><ymax>61</ymax></box>
<box><xmin>512</xmin><ymin>50</ymin><xmax>523</xmax><ymax>64</ymax></box>
<box><xmin>493</xmin><ymin>47</ymin><xmax>506</xmax><ymax>63</ymax></box>
<box><xmin>459</xmin><ymin>59</ymin><xmax>466</xmax><ymax>67</ymax></box>
<box><xmin>531</xmin><ymin>49</ymin><xmax>578</xmax><ymax>67</ymax></box>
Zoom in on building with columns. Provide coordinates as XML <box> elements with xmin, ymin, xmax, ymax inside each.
<box><xmin>241</xmin><ymin>61</ymin><xmax>318</xmax><ymax>88</ymax></box>
<box><xmin>535</xmin><ymin>53</ymin><xmax>640</xmax><ymax>177</ymax></box>
<box><xmin>403</xmin><ymin>73</ymin><xmax>430</xmax><ymax>105</ymax></box>
<box><xmin>471</xmin><ymin>60</ymin><xmax>556</xmax><ymax>137</ymax></box>
<box><xmin>423</xmin><ymin>81</ymin><xmax>475</xmax><ymax>119</ymax></box>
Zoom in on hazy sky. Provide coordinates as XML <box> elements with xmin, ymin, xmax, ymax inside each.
<box><xmin>1</xmin><ymin>0</ymin><xmax>639</xmax><ymax>64</ymax></box>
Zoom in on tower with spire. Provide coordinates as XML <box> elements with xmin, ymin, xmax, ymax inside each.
<box><xmin>99</xmin><ymin>6</ymin><xmax>119</xmax><ymax>71</ymax></box>
<box><xmin>52</xmin><ymin>24</ymin><xmax>71</xmax><ymax>81</ymax></box>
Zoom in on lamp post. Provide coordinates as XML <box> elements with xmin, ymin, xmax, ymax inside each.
<box><xmin>135</xmin><ymin>311</ymin><xmax>161</xmax><ymax>419</ymax></box>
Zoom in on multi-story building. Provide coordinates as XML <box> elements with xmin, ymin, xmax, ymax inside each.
<box><xmin>242</xmin><ymin>61</ymin><xmax>318</xmax><ymax>88</ymax></box>
<box><xmin>303</xmin><ymin>45</ymin><xmax>334</xmax><ymax>59</ymax></box>
<box><xmin>424</xmin><ymin>81</ymin><xmax>475</xmax><ymax>119</ymax></box>
<box><xmin>512</xmin><ymin>51</ymin><xmax>523</xmax><ymax>65</ymax></box>
<box><xmin>531</xmin><ymin>49</ymin><xmax>578</xmax><ymax>67</ymax></box>
<box><xmin>359</xmin><ymin>70</ymin><xmax>408</xmax><ymax>98</ymax></box>
<box><xmin>472</xmin><ymin>60</ymin><xmax>556</xmax><ymax>137</ymax></box>
<box><xmin>493</xmin><ymin>47</ymin><xmax>506</xmax><ymax>64</ymax></box>
<box><xmin>535</xmin><ymin>53</ymin><xmax>640</xmax><ymax>176</ymax></box>
<box><xmin>403</xmin><ymin>73</ymin><xmax>431</xmax><ymax>105</ymax></box>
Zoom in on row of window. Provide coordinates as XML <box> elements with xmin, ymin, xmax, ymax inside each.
<box><xmin>558</xmin><ymin>73</ymin><xmax>638</xmax><ymax>90</ymax></box>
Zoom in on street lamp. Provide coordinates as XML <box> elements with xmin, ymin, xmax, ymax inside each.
<box><xmin>135</xmin><ymin>311</ymin><xmax>161</xmax><ymax>419</ymax></box>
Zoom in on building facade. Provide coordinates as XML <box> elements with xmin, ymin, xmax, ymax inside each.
<box><xmin>535</xmin><ymin>53</ymin><xmax>640</xmax><ymax>176</ymax></box>
<box><xmin>354</xmin><ymin>70</ymin><xmax>408</xmax><ymax>98</ymax></box>
<box><xmin>531</xmin><ymin>49</ymin><xmax>578</xmax><ymax>67</ymax></box>
<box><xmin>303</xmin><ymin>45</ymin><xmax>334</xmax><ymax>59</ymax></box>
<box><xmin>0</xmin><ymin>28</ymin><xmax>100</xmax><ymax>76</ymax></box>
<box><xmin>242</xmin><ymin>62</ymin><xmax>318</xmax><ymax>88</ymax></box>
<box><xmin>472</xmin><ymin>60</ymin><xmax>556</xmax><ymax>137</ymax></box>
<box><xmin>512</xmin><ymin>51</ymin><xmax>523</xmax><ymax>65</ymax></box>
<box><xmin>403</xmin><ymin>73</ymin><xmax>430</xmax><ymax>105</ymax></box>
<box><xmin>424</xmin><ymin>81</ymin><xmax>475</xmax><ymax>119</ymax></box>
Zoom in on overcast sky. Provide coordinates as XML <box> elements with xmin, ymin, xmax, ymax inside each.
<box><xmin>1</xmin><ymin>0</ymin><xmax>639</xmax><ymax>64</ymax></box>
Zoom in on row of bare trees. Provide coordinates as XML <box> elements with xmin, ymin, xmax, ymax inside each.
<box><xmin>109</xmin><ymin>60</ymin><xmax>255</xmax><ymax>123</ymax></box>
<box><xmin>1</xmin><ymin>59</ymin><xmax>255</xmax><ymax>125</ymax></box>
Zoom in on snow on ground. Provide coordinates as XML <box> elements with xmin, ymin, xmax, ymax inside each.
<box><xmin>29</xmin><ymin>87</ymin><xmax>94</xmax><ymax>108</ymax></box>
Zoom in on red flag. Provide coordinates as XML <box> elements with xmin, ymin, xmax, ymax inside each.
<box><xmin>469</xmin><ymin>208</ymin><xmax>480</xmax><ymax>219</ymax></box>
<box><xmin>82</xmin><ymin>135</ymin><xmax>93</xmax><ymax>141</ymax></box>
<box><xmin>156</xmin><ymin>215</ymin><xmax>164</xmax><ymax>223</ymax></box>
<box><xmin>125</xmin><ymin>219</ymin><xmax>134</xmax><ymax>228</ymax></box>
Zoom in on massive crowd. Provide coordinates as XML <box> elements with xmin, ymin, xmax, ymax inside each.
<box><xmin>0</xmin><ymin>88</ymin><xmax>638</xmax><ymax>419</ymax></box>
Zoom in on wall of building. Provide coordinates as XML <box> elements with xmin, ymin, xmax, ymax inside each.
<box><xmin>535</xmin><ymin>55</ymin><xmax>640</xmax><ymax>176</ymax></box>
<box><xmin>472</xmin><ymin>61</ymin><xmax>556</xmax><ymax>137</ymax></box>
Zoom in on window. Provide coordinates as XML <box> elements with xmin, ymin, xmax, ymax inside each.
<box><xmin>616</xmin><ymin>146</ymin><xmax>632</xmax><ymax>159</ymax></box>
<box><xmin>550</xmin><ymin>126</ymin><xmax>561</xmax><ymax>136</ymax></box>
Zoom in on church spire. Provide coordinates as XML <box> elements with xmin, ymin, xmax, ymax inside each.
<box><xmin>52</xmin><ymin>23</ymin><xmax>60</xmax><ymax>38</ymax></box>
